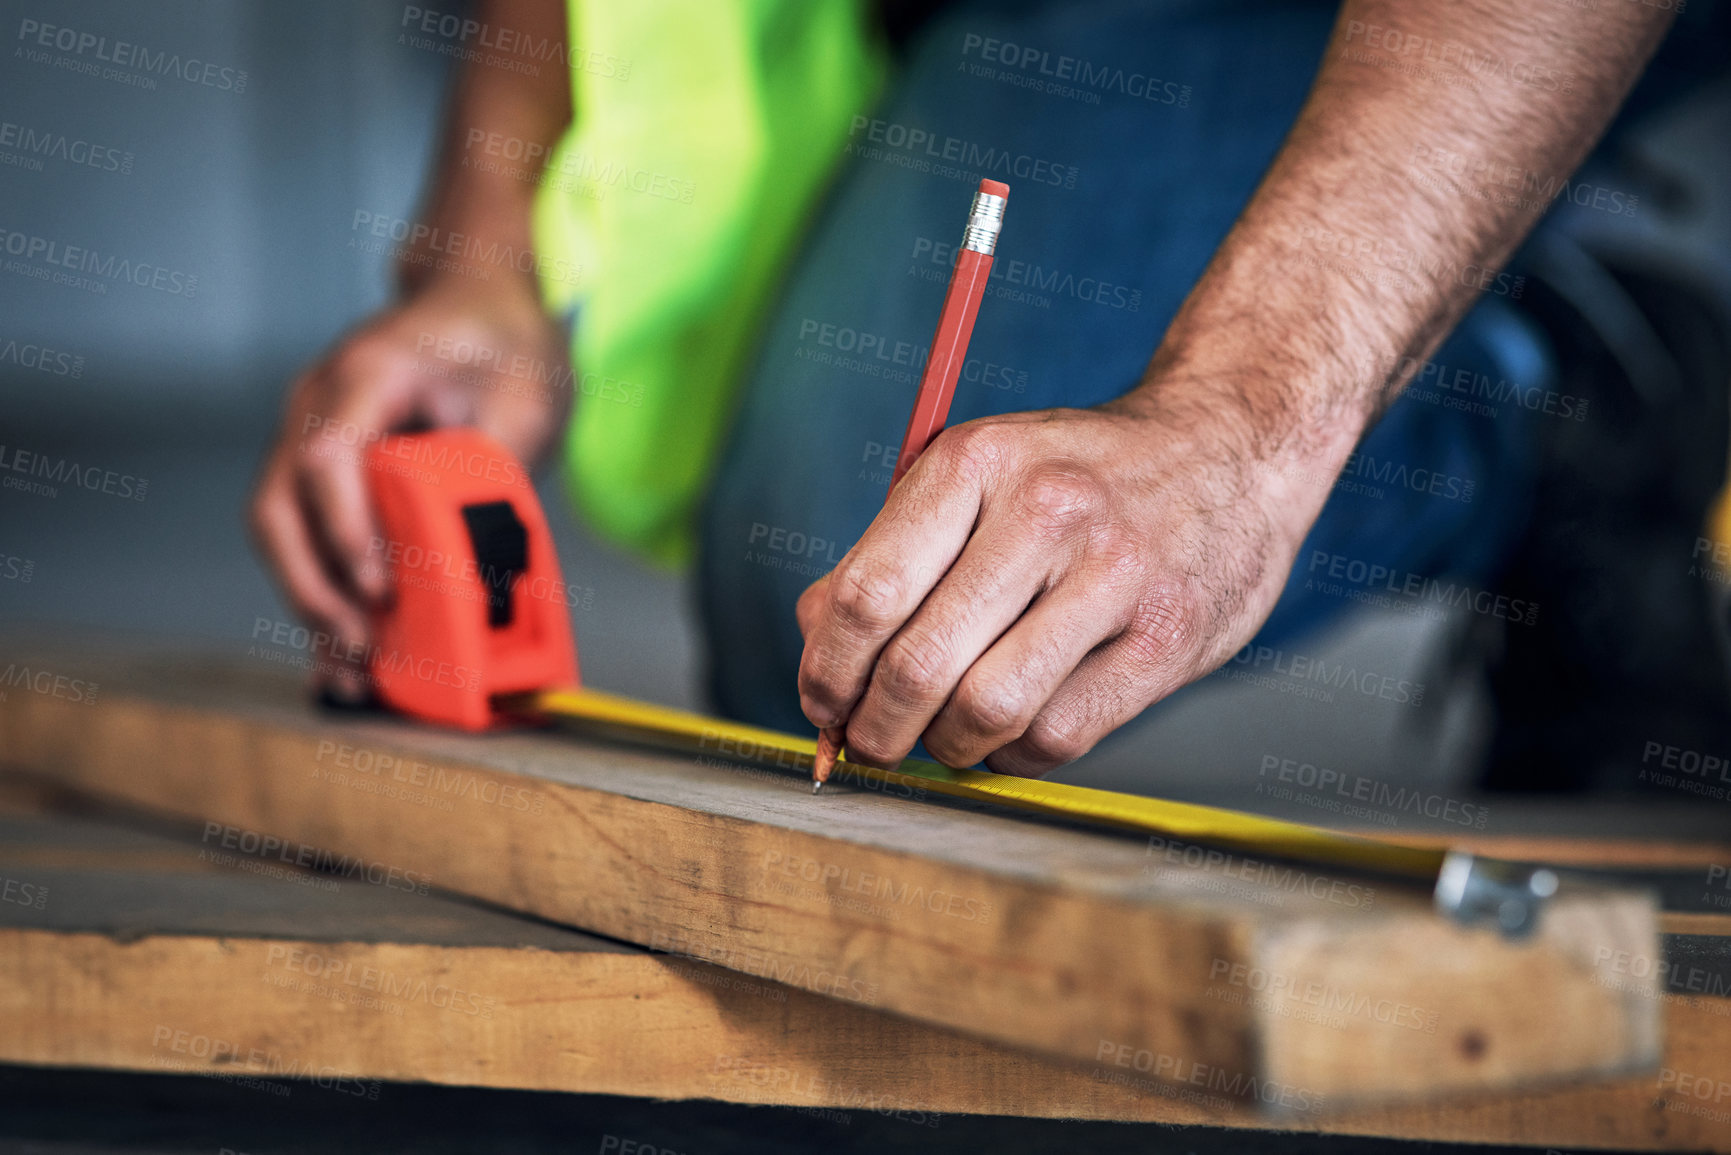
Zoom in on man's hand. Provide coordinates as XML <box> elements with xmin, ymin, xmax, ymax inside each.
<box><xmin>249</xmin><ymin>0</ymin><xmax>569</xmax><ymax>698</ymax></box>
<box><xmin>249</xmin><ymin>273</ymin><xmax>570</xmax><ymax>698</ymax></box>
<box><xmin>796</xmin><ymin>0</ymin><xmax>1673</xmax><ymax>773</ymax></box>
<box><xmin>796</xmin><ymin>389</ymin><xmax>1336</xmax><ymax>777</ymax></box>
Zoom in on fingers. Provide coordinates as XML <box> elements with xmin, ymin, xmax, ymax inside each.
<box><xmin>796</xmin><ymin>430</ymin><xmax>996</xmax><ymax>728</ymax></box>
<box><xmin>294</xmin><ymin>349</ymin><xmax>427</xmax><ymax>605</ymax></box>
<box><xmin>249</xmin><ymin>346</ymin><xmax>417</xmax><ymax>691</ymax></box>
<box><xmin>248</xmin><ymin>452</ymin><xmax>373</xmax><ymax>698</ymax></box>
<box><xmin>250</xmin><ymin>280</ymin><xmax>575</xmax><ymax>704</ymax></box>
<box><xmin>917</xmin><ymin>577</ymin><xmax>1126</xmax><ymax>768</ymax></box>
<box><xmin>838</xmin><ymin>504</ymin><xmax>1068</xmax><ymax>765</ymax></box>
<box><xmin>795</xmin><ymin>574</ymin><xmax>829</xmax><ymax>641</ymax></box>
<box><xmin>983</xmin><ymin>593</ymin><xmax>1201</xmax><ymax>778</ymax></box>
<box><xmin>251</xmin><ymin>455</ymin><xmax>371</xmax><ymax>642</ymax></box>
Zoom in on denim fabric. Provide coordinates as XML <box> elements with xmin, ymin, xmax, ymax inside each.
<box><xmin>697</xmin><ymin>0</ymin><xmax>1543</xmax><ymax>733</ymax></box>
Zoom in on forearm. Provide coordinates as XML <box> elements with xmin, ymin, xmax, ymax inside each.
<box><xmin>396</xmin><ymin>0</ymin><xmax>571</xmax><ymax>295</ymax></box>
<box><xmin>1122</xmin><ymin>0</ymin><xmax>1673</xmax><ymax>518</ymax></box>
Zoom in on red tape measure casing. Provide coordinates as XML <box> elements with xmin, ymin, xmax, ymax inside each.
<box><xmin>365</xmin><ymin>428</ymin><xmax>578</xmax><ymax>730</ymax></box>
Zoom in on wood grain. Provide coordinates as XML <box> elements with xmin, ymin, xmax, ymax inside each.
<box><xmin>0</xmin><ymin>810</ymin><xmax>1726</xmax><ymax>1149</ymax></box>
<box><xmin>0</xmin><ymin>646</ymin><xmax>1669</xmax><ymax>1106</ymax></box>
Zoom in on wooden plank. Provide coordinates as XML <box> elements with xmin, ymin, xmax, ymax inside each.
<box><xmin>0</xmin><ymin>645</ymin><xmax>1665</xmax><ymax>1107</ymax></box>
<box><xmin>0</xmin><ymin>809</ymin><xmax>1727</xmax><ymax>1150</ymax></box>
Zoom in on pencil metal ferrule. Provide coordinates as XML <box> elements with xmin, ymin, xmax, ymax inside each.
<box><xmin>961</xmin><ymin>192</ymin><xmax>1006</xmax><ymax>256</ymax></box>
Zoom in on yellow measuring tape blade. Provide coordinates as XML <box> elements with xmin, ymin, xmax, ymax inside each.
<box><xmin>516</xmin><ymin>686</ymin><xmax>1447</xmax><ymax>884</ymax></box>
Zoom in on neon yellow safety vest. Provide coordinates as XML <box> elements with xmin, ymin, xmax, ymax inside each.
<box><xmin>533</xmin><ymin>1</ymin><xmax>885</xmax><ymax>567</ymax></box>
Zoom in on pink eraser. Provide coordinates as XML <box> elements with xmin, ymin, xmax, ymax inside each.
<box><xmin>978</xmin><ymin>179</ymin><xmax>1009</xmax><ymax>198</ymax></box>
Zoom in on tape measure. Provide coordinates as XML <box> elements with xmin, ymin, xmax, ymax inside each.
<box><xmin>508</xmin><ymin>685</ymin><xmax>1445</xmax><ymax>880</ymax></box>
<box><xmin>365</xmin><ymin>429</ymin><xmax>1559</xmax><ymax>938</ymax></box>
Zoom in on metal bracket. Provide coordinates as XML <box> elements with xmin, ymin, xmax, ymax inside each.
<box><xmin>1434</xmin><ymin>850</ymin><xmax>1560</xmax><ymax>938</ymax></box>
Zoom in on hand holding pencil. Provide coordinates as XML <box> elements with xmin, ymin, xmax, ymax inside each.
<box><xmin>810</xmin><ymin>180</ymin><xmax>1009</xmax><ymax>792</ymax></box>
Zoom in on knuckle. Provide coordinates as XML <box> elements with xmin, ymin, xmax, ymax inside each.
<box><xmin>828</xmin><ymin>559</ymin><xmax>905</xmax><ymax>634</ymax></box>
<box><xmin>1018</xmin><ymin>469</ymin><xmax>1103</xmax><ymax>533</ymax></box>
<box><xmin>327</xmin><ymin>337</ymin><xmax>400</xmax><ymax>390</ymax></box>
<box><xmin>929</xmin><ymin>422</ymin><xmax>1005</xmax><ymax>488</ymax></box>
<box><xmin>1085</xmin><ymin>524</ymin><xmax>1146</xmax><ymax>590</ymax></box>
<box><xmin>1019</xmin><ymin>713</ymin><xmax>1091</xmax><ymax>768</ymax></box>
<box><xmin>1123</xmin><ymin>588</ymin><xmax>1199</xmax><ymax>669</ymax></box>
<box><xmin>846</xmin><ymin>728</ymin><xmax>901</xmax><ymax>765</ymax></box>
<box><xmin>951</xmin><ymin>674</ymin><xmax>1030</xmax><ymax>736</ymax></box>
<box><xmin>876</xmin><ymin>634</ymin><xmax>952</xmax><ymax>704</ymax></box>
<box><xmin>797</xmin><ymin>660</ymin><xmax>851</xmax><ymax>714</ymax></box>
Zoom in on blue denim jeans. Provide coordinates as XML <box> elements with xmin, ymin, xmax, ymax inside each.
<box><xmin>698</xmin><ymin>0</ymin><xmax>1545</xmax><ymax>734</ymax></box>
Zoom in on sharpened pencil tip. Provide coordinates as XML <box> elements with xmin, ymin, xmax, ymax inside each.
<box><xmin>812</xmin><ymin>724</ymin><xmax>842</xmax><ymax>795</ymax></box>
<box><xmin>811</xmin><ymin>780</ymin><xmax>822</xmax><ymax>795</ymax></box>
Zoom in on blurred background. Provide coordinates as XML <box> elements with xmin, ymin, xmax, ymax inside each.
<box><xmin>2</xmin><ymin>0</ymin><xmax>1729</xmax><ymax>830</ymax></box>
<box><xmin>0</xmin><ymin>0</ymin><xmax>706</xmax><ymax>703</ymax></box>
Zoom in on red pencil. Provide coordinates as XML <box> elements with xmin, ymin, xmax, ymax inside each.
<box><xmin>813</xmin><ymin>178</ymin><xmax>1009</xmax><ymax>794</ymax></box>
